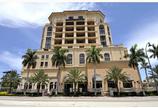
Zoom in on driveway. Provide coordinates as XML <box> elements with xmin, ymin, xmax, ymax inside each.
<box><xmin>0</xmin><ymin>96</ymin><xmax>158</xmax><ymax>107</ymax></box>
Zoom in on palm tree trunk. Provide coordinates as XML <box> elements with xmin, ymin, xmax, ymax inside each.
<box><xmin>56</xmin><ymin>66</ymin><xmax>61</xmax><ymax>95</ymax></box>
<box><xmin>93</xmin><ymin>63</ymin><xmax>97</xmax><ymax>96</ymax></box>
<box><xmin>24</xmin><ymin>67</ymin><xmax>30</xmax><ymax>96</ymax></box>
<box><xmin>74</xmin><ymin>83</ymin><xmax>76</xmax><ymax>96</ymax></box>
<box><xmin>116</xmin><ymin>81</ymin><xmax>120</xmax><ymax>96</ymax></box>
<box><xmin>136</xmin><ymin>66</ymin><xmax>146</xmax><ymax>96</ymax></box>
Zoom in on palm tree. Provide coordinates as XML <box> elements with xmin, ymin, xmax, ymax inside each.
<box><xmin>51</xmin><ymin>47</ymin><xmax>68</xmax><ymax>95</ymax></box>
<box><xmin>22</xmin><ymin>49</ymin><xmax>38</xmax><ymax>86</ymax></box>
<box><xmin>1</xmin><ymin>70</ymin><xmax>20</xmax><ymax>93</ymax></box>
<box><xmin>66</xmin><ymin>68</ymin><xmax>86</xmax><ymax>96</ymax></box>
<box><xmin>30</xmin><ymin>70</ymin><xmax>49</xmax><ymax>95</ymax></box>
<box><xmin>105</xmin><ymin>66</ymin><xmax>128</xmax><ymax>96</ymax></box>
<box><xmin>86</xmin><ymin>46</ymin><xmax>103</xmax><ymax>96</ymax></box>
<box><xmin>140</xmin><ymin>60</ymin><xmax>150</xmax><ymax>85</ymax></box>
<box><xmin>126</xmin><ymin>44</ymin><xmax>146</xmax><ymax>95</ymax></box>
<box><xmin>148</xmin><ymin>44</ymin><xmax>158</xmax><ymax>59</ymax></box>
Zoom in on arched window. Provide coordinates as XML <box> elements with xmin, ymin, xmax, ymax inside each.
<box><xmin>29</xmin><ymin>83</ymin><xmax>32</xmax><ymax>89</ymax></box>
<box><xmin>49</xmin><ymin>82</ymin><xmax>53</xmax><ymax>90</ymax></box>
<box><xmin>47</xmin><ymin>26</ymin><xmax>52</xmax><ymax>36</ymax></box>
<box><xmin>66</xmin><ymin>54</ymin><xmax>72</xmax><ymax>64</ymax></box>
<box><xmin>37</xmin><ymin>83</ymin><xmax>40</xmax><ymax>90</ymax></box>
<box><xmin>104</xmin><ymin>53</ymin><xmax>110</xmax><ymax>61</ymax></box>
<box><xmin>24</xmin><ymin>83</ymin><xmax>28</xmax><ymax>90</ymax></box>
<box><xmin>99</xmin><ymin>25</ymin><xmax>106</xmax><ymax>47</ymax></box>
<box><xmin>79</xmin><ymin>53</ymin><xmax>85</xmax><ymax>64</ymax></box>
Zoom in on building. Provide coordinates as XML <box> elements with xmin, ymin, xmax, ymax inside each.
<box><xmin>18</xmin><ymin>10</ymin><xmax>142</xmax><ymax>95</ymax></box>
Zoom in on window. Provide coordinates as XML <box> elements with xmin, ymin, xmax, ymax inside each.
<box><xmin>66</xmin><ymin>54</ymin><xmax>72</xmax><ymax>64</ymax></box>
<box><xmin>41</xmin><ymin>55</ymin><xmax>44</xmax><ymax>59</ymax></box>
<box><xmin>45</xmin><ymin>55</ymin><xmax>48</xmax><ymax>59</ymax></box>
<box><xmin>45</xmin><ymin>62</ymin><xmax>48</xmax><ymax>67</ymax></box>
<box><xmin>104</xmin><ymin>53</ymin><xmax>110</xmax><ymax>61</ymax></box>
<box><xmin>79</xmin><ymin>53</ymin><xmax>85</xmax><ymax>64</ymax></box>
<box><xmin>40</xmin><ymin>62</ymin><xmax>44</xmax><ymax>67</ymax></box>
<box><xmin>78</xmin><ymin>16</ymin><xmax>84</xmax><ymax>20</ymax></box>
<box><xmin>68</xmin><ymin>16</ymin><xmax>73</xmax><ymax>20</ymax></box>
<box><xmin>99</xmin><ymin>25</ymin><xmax>105</xmax><ymax>34</ymax></box>
<box><xmin>47</xmin><ymin>26</ymin><xmax>52</xmax><ymax>36</ymax></box>
<box><xmin>54</xmin><ymin>82</ymin><xmax>57</xmax><ymax>89</ymax></box>
<box><xmin>108</xmin><ymin>80</ymin><xmax>116</xmax><ymax>88</ymax></box>
<box><xmin>45</xmin><ymin>37</ymin><xmax>51</xmax><ymax>49</ymax></box>
<box><xmin>123</xmin><ymin>81</ymin><xmax>133</xmax><ymax>88</ymax></box>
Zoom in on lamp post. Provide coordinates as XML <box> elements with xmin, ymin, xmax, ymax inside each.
<box><xmin>145</xmin><ymin>42</ymin><xmax>158</xmax><ymax>93</ymax></box>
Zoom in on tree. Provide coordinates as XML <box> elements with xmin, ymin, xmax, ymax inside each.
<box><xmin>140</xmin><ymin>60</ymin><xmax>150</xmax><ymax>85</ymax></box>
<box><xmin>125</xmin><ymin>44</ymin><xmax>146</xmax><ymax>95</ymax></box>
<box><xmin>148</xmin><ymin>44</ymin><xmax>158</xmax><ymax>59</ymax></box>
<box><xmin>22</xmin><ymin>49</ymin><xmax>38</xmax><ymax>87</ymax></box>
<box><xmin>105</xmin><ymin>66</ymin><xmax>128</xmax><ymax>96</ymax></box>
<box><xmin>1</xmin><ymin>70</ymin><xmax>20</xmax><ymax>93</ymax></box>
<box><xmin>66</xmin><ymin>68</ymin><xmax>86</xmax><ymax>96</ymax></box>
<box><xmin>51</xmin><ymin>47</ymin><xmax>68</xmax><ymax>95</ymax></box>
<box><xmin>30</xmin><ymin>70</ymin><xmax>49</xmax><ymax>95</ymax></box>
<box><xmin>86</xmin><ymin>46</ymin><xmax>103</xmax><ymax>96</ymax></box>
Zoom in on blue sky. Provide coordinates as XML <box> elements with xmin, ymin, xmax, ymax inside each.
<box><xmin>0</xmin><ymin>2</ymin><xmax>158</xmax><ymax>80</ymax></box>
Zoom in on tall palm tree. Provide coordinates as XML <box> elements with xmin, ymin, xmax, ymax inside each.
<box><xmin>1</xmin><ymin>70</ymin><xmax>20</xmax><ymax>93</ymax></box>
<box><xmin>30</xmin><ymin>70</ymin><xmax>49</xmax><ymax>95</ymax></box>
<box><xmin>51</xmin><ymin>47</ymin><xmax>68</xmax><ymax>95</ymax></box>
<box><xmin>126</xmin><ymin>44</ymin><xmax>146</xmax><ymax>95</ymax></box>
<box><xmin>105</xmin><ymin>66</ymin><xmax>128</xmax><ymax>96</ymax></box>
<box><xmin>140</xmin><ymin>60</ymin><xmax>150</xmax><ymax>85</ymax></box>
<box><xmin>22</xmin><ymin>49</ymin><xmax>38</xmax><ymax>84</ymax></box>
<box><xmin>86</xmin><ymin>46</ymin><xmax>103</xmax><ymax>96</ymax></box>
<box><xmin>66</xmin><ymin>68</ymin><xmax>86</xmax><ymax>96</ymax></box>
<box><xmin>22</xmin><ymin>49</ymin><xmax>38</xmax><ymax>95</ymax></box>
<box><xmin>148</xmin><ymin>44</ymin><xmax>158</xmax><ymax>59</ymax></box>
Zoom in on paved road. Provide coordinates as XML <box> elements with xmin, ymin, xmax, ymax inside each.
<box><xmin>0</xmin><ymin>96</ymin><xmax>158</xmax><ymax>107</ymax></box>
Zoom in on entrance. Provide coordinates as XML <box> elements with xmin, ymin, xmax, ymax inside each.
<box><xmin>64</xmin><ymin>83</ymin><xmax>73</xmax><ymax>96</ymax></box>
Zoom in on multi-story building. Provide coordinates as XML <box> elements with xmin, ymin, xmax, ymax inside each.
<box><xmin>18</xmin><ymin>10</ymin><xmax>142</xmax><ymax>95</ymax></box>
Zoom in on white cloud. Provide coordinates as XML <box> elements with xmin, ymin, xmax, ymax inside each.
<box><xmin>0</xmin><ymin>51</ymin><xmax>22</xmax><ymax>71</ymax></box>
<box><xmin>125</xmin><ymin>19</ymin><xmax>158</xmax><ymax>50</ymax></box>
<box><xmin>0</xmin><ymin>1</ymin><xmax>95</xmax><ymax>28</ymax></box>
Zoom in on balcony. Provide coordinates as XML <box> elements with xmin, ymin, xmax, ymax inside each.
<box><xmin>77</xmin><ymin>39</ymin><xmax>85</xmax><ymax>44</ymax></box>
<box><xmin>88</xmin><ymin>39</ymin><xmax>96</xmax><ymax>43</ymax></box>
<box><xmin>87</xmin><ymin>21</ymin><xmax>95</xmax><ymax>25</ymax></box>
<box><xmin>88</xmin><ymin>32</ymin><xmax>95</xmax><ymax>37</ymax></box>
<box><xmin>66</xmin><ymin>17</ymin><xmax>84</xmax><ymax>21</ymax></box>
<box><xmin>76</xmin><ymin>26</ymin><xmax>85</xmax><ymax>31</ymax></box>
<box><xmin>76</xmin><ymin>21</ymin><xmax>85</xmax><ymax>25</ymax></box>
<box><xmin>55</xmin><ymin>27</ymin><xmax>63</xmax><ymax>32</ymax></box>
<box><xmin>76</xmin><ymin>32</ymin><xmax>85</xmax><ymax>37</ymax></box>
<box><xmin>65</xmin><ymin>27</ymin><xmax>74</xmax><ymax>31</ymax></box>
<box><xmin>88</xmin><ymin>27</ymin><xmax>95</xmax><ymax>31</ymax></box>
<box><xmin>54</xmin><ymin>39</ymin><xmax>62</xmax><ymax>45</ymax></box>
<box><xmin>65</xmin><ymin>33</ymin><xmax>74</xmax><ymax>38</ymax></box>
<box><xmin>56</xmin><ymin>22</ymin><xmax>63</xmax><ymax>26</ymax></box>
<box><xmin>66</xmin><ymin>22</ymin><xmax>74</xmax><ymax>26</ymax></box>
<box><xmin>55</xmin><ymin>33</ymin><xmax>62</xmax><ymax>38</ymax></box>
<box><xmin>65</xmin><ymin>39</ymin><xmax>73</xmax><ymax>44</ymax></box>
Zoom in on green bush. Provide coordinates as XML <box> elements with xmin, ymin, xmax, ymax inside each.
<box><xmin>0</xmin><ymin>91</ymin><xmax>16</xmax><ymax>96</ymax></box>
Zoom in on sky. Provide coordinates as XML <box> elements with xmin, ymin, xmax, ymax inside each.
<box><xmin>0</xmin><ymin>1</ymin><xmax>158</xmax><ymax>80</ymax></box>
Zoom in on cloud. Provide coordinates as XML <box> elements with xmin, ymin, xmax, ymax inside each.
<box><xmin>0</xmin><ymin>1</ymin><xmax>96</xmax><ymax>28</ymax></box>
<box><xmin>0</xmin><ymin>51</ymin><xmax>22</xmax><ymax>71</ymax></box>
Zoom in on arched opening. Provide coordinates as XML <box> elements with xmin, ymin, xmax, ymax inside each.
<box><xmin>66</xmin><ymin>54</ymin><xmax>72</xmax><ymax>64</ymax></box>
<box><xmin>92</xmin><ymin>75</ymin><xmax>102</xmax><ymax>89</ymax></box>
<box><xmin>29</xmin><ymin>83</ymin><xmax>32</xmax><ymax>89</ymax></box>
<box><xmin>24</xmin><ymin>83</ymin><xmax>28</xmax><ymax>90</ymax></box>
<box><xmin>49</xmin><ymin>82</ymin><xmax>53</xmax><ymax>91</ymax></box>
<box><xmin>79</xmin><ymin>53</ymin><xmax>85</xmax><ymax>64</ymax></box>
